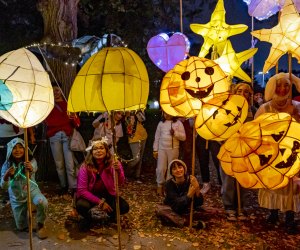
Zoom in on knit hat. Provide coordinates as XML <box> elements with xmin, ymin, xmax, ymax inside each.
<box><xmin>169</xmin><ymin>159</ymin><xmax>188</xmax><ymax>178</ymax></box>
<box><xmin>6</xmin><ymin>137</ymin><xmax>32</xmax><ymax>161</ymax></box>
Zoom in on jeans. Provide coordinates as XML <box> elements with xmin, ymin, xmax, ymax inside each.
<box><xmin>127</xmin><ymin>139</ymin><xmax>146</xmax><ymax>178</ymax></box>
<box><xmin>49</xmin><ymin>131</ymin><xmax>77</xmax><ymax>189</ymax></box>
<box><xmin>196</xmin><ymin>135</ymin><xmax>222</xmax><ymax>184</ymax></box>
<box><xmin>220</xmin><ymin>167</ymin><xmax>248</xmax><ymax>212</ymax></box>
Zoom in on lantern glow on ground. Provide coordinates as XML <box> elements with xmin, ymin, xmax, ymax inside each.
<box><xmin>68</xmin><ymin>47</ymin><xmax>149</xmax><ymax>113</ymax></box>
<box><xmin>190</xmin><ymin>0</ymin><xmax>248</xmax><ymax>58</ymax></box>
<box><xmin>0</xmin><ymin>48</ymin><xmax>53</xmax><ymax>128</ymax></box>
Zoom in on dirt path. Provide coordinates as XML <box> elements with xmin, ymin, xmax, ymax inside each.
<box><xmin>0</xmin><ymin>177</ymin><xmax>299</xmax><ymax>250</ymax></box>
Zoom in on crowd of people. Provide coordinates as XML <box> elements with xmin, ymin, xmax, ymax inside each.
<box><xmin>1</xmin><ymin>73</ymin><xmax>300</xmax><ymax>239</ymax></box>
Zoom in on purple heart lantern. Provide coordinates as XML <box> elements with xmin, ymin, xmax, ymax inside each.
<box><xmin>147</xmin><ymin>32</ymin><xmax>190</xmax><ymax>72</ymax></box>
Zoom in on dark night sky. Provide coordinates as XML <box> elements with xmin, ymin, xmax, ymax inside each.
<box><xmin>183</xmin><ymin>0</ymin><xmax>300</xmax><ymax>76</ymax></box>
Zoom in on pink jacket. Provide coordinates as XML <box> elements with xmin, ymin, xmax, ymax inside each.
<box><xmin>76</xmin><ymin>161</ymin><xmax>125</xmax><ymax>205</ymax></box>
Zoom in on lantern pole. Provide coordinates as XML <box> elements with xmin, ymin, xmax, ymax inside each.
<box><xmin>111</xmin><ymin>111</ymin><xmax>122</xmax><ymax>250</ymax></box>
<box><xmin>288</xmin><ymin>52</ymin><xmax>292</xmax><ymax>79</ymax></box>
<box><xmin>24</xmin><ymin>128</ymin><xmax>33</xmax><ymax>250</ymax></box>
<box><xmin>251</xmin><ymin>16</ymin><xmax>254</xmax><ymax>107</ymax></box>
<box><xmin>189</xmin><ymin>123</ymin><xmax>196</xmax><ymax>229</ymax></box>
<box><xmin>236</xmin><ymin>179</ymin><xmax>241</xmax><ymax>218</ymax></box>
<box><xmin>180</xmin><ymin>0</ymin><xmax>183</xmax><ymax>33</ymax></box>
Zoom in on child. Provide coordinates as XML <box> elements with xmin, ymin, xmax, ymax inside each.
<box><xmin>0</xmin><ymin>138</ymin><xmax>48</xmax><ymax>239</ymax></box>
<box><xmin>156</xmin><ymin>159</ymin><xmax>205</xmax><ymax>228</ymax></box>
<box><xmin>153</xmin><ymin>112</ymin><xmax>186</xmax><ymax>196</ymax></box>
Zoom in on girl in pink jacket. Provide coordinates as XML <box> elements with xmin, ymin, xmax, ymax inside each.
<box><xmin>76</xmin><ymin>137</ymin><xmax>129</xmax><ymax>231</ymax></box>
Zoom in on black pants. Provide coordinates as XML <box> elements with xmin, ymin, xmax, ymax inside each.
<box><xmin>196</xmin><ymin>135</ymin><xmax>222</xmax><ymax>184</ymax></box>
<box><xmin>76</xmin><ymin>191</ymin><xmax>129</xmax><ymax>222</ymax></box>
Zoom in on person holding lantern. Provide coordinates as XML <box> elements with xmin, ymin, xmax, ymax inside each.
<box><xmin>255</xmin><ymin>73</ymin><xmax>300</xmax><ymax>234</ymax></box>
<box><xmin>76</xmin><ymin>137</ymin><xmax>129</xmax><ymax>231</ymax></box>
<box><xmin>153</xmin><ymin>111</ymin><xmax>186</xmax><ymax>196</ymax></box>
<box><xmin>220</xmin><ymin>82</ymin><xmax>256</xmax><ymax>221</ymax></box>
<box><xmin>0</xmin><ymin>138</ymin><xmax>48</xmax><ymax>239</ymax></box>
<box><xmin>156</xmin><ymin>159</ymin><xmax>205</xmax><ymax>228</ymax></box>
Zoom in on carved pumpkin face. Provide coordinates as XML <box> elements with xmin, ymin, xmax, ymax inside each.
<box><xmin>160</xmin><ymin>56</ymin><xmax>229</xmax><ymax>118</ymax></box>
<box><xmin>195</xmin><ymin>93</ymin><xmax>248</xmax><ymax>141</ymax></box>
<box><xmin>218</xmin><ymin>112</ymin><xmax>300</xmax><ymax>189</ymax></box>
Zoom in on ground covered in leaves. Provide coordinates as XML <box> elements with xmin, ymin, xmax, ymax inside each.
<box><xmin>0</xmin><ymin>174</ymin><xmax>299</xmax><ymax>249</ymax></box>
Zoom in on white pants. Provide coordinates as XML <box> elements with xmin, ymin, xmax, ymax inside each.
<box><xmin>156</xmin><ymin>148</ymin><xmax>179</xmax><ymax>187</ymax></box>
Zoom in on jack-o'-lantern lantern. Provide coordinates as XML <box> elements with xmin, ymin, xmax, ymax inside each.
<box><xmin>160</xmin><ymin>56</ymin><xmax>230</xmax><ymax>118</ymax></box>
<box><xmin>218</xmin><ymin>113</ymin><xmax>300</xmax><ymax>189</ymax></box>
<box><xmin>195</xmin><ymin>93</ymin><xmax>248</xmax><ymax>141</ymax></box>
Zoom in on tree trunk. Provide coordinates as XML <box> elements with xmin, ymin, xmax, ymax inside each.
<box><xmin>37</xmin><ymin>0</ymin><xmax>80</xmax><ymax>97</ymax></box>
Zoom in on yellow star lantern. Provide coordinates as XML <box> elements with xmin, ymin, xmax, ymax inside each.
<box><xmin>68</xmin><ymin>47</ymin><xmax>149</xmax><ymax>113</ymax></box>
<box><xmin>159</xmin><ymin>56</ymin><xmax>230</xmax><ymax>118</ymax></box>
<box><xmin>218</xmin><ymin>113</ymin><xmax>300</xmax><ymax>190</ymax></box>
<box><xmin>214</xmin><ymin>40</ymin><xmax>257</xmax><ymax>82</ymax></box>
<box><xmin>251</xmin><ymin>0</ymin><xmax>300</xmax><ymax>73</ymax></box>
<box><xmin>190</xmin><ymin>0</ymin><xmax>248</xmax><ymax>58</ymax></box>
<box><xmin>195</xmin><ymin>93</ymin><xmax>248</xmax><ymax>141</ymax></box>
<box><xmin>0</xmin><ymin>48</ymin><xmax>53</xmax><ymax>127</ymax></box>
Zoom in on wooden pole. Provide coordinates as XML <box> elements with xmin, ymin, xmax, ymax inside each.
<box><xmin>24</xmin><ymin>128</ymin><xmax>33</xmax><ymax>250</ymax></box>
<box><xmin>111</xmin><ymin>111</ymin><xmax>121</xmax><ymax>250</ymax></box>
<box><xmin>236</xmin><ymin>180</ymin><xmax>241</xmax><ymax>217</ymax></box>
<box><xmin>180</xmin><ymin>0</ymin><xmax>183</xmax><ymax>33</ymax></box>
<box><xmin>189</xmin><ymin>121</ymin><xmax>196</xmax><ymax>229</ymax></box>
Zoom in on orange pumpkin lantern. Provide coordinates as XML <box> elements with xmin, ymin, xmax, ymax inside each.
<box><xmin>218</xmin><ymin>113</ymin><xmax>300</xmax><ymax>189</ymax></box>
<box><xmin>160</xmin><ymin>56</ymin><xmax>230</xmax><ymax>118</ymax></box>
<box><xmin>195</xmin><ymin>93</ymin><xmax>248</xmax><ymax>141</ymax></box>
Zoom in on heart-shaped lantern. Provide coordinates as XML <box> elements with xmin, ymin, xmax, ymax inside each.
<box><xmin>147</xmin><ymin>32</ymin><xmax>190</xmax><ymax>72</ymax></box>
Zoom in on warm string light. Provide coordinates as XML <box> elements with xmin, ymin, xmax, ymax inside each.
<box><xmin>25</xmin><ymin>42</ymin><xmax>81</xmax><ymax>67</ymax></box>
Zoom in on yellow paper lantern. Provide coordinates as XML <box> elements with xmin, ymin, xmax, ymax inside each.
<box><xmin>0</xmin><ymin>48</ymin><xmax>53</xmax><ymax>128</ymax></box>
<box><xmin>195</xmin><ymin>93</ymin><xmax>248</xmax><ymax>141</ymax></box>
<box><xmin>218</xmin><ymin>113</ymin><xmax>300</xmax><ymax>189</ymax></box>
<box><xmin>190</xmin><ymin>0</ymin><xmax>248</xmax><ymax>58</ymax></box>
<box><xmin>68</xmin><ymin>47</ymin><xmax>149</xmax><ymax>113</ymax></box>
<box><xmin>214</xmin><ymin>40</ymin><xmax>257</xmax><ymax>82</ymax></box>
<box><xmin>159</xmin><ymin>56</ymin><xmax>230</xmax><ymax>118</ymax></box>
<box><xmin>251</xmin><ymin>0</ymin><xmax>300</xmax><ymax>73</ymax></box>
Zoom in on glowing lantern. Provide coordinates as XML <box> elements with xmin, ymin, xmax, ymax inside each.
<box><xmin>243</xmin><ymin>0</ymin><xmax>300</xmax><ymax>21</ymax></box>
<box><xmin>214</xmin><ymin>40</ymin><xmax>257</xmax><ymax>82</ymax></box>
<box><xmin>251</xmin><ymin>0</ymin><xmax>300</xmax><ymax>73</ymax></box>
<box><xmin>68</xmin><ymin>47</ymin><xmax>149</xmax><ymax>113</ymax></box>
<box><xmin>195</xmin><ymin>93</ymin><xmax>248</xmax><ymax>141</ymax></box>
<box><xmin>218</xmin><ymin>113</ymin><xmax>300</xmax><ymax>190</ymax></box>
<box><xmin>159</xmin><ymin>56</ymin><xmax>230</xmax><ymax>118</ymax></box>
<box><xmin>0</xmin><ymin>48</ymin><xmax>53</xmax><ymax>127</ymax></box>
<box><xmin>190</xmin><ymin>0</ymin><xmax>248</xmax><ymax>57</ymax></box>
<box><xmin>147</xmin><ymin>32</ymin><xmax>190</xmax><ymax>72</ymax></box>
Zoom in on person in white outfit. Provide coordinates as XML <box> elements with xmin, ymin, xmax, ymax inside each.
<box><xmin>153</xmin><ymin>112</ymin><xmax>186</xmax><ymax>196</ymax></box>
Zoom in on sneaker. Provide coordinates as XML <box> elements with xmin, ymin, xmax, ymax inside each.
<box><xmin>226</xmin><ymin>212</ymin><xmax>237</xmax><ymax>221</ymax></box>
<box><xmin>37</xmin><ymin>226</ymin><xmax>48</xmax><ymax>239</ymax></box>
<box><xmin>193</xmin><ymin>220</ymin><xmax>206</xmax><ymax>230</ymax></box>
<box><xmin>200</xmin><ymin>183</ymin><xmax>211</xmax><ymax>194</ymax></box>
<box><xmin>285</xmin><ymin>222</ymin><xmax>298</xmax><ymax>235</ymax></box>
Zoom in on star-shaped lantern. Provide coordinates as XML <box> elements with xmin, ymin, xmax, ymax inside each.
<box><xmin>190</xmin><ymin>0</ymin><xmax>248</xmax><ymax>58</ymax></box>
<box><xmin>214</xmin><ymin>40</ymin><xmax>257</xmax><ymax>82</ymax></box>
<box><xmin>251</xmin><ymin>0</ymin><xmax>300</xmax><ymax>73</ymax></box>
